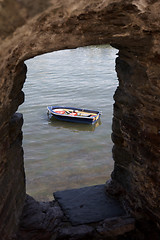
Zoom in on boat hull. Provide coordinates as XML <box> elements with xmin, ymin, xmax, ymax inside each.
<box><xmin>47</xmin><ymin>106</ymin><xmax>101</xmax><ymax>124</ymax></box>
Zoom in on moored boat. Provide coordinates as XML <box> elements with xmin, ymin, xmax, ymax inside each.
<box><xmin>47</xmin><ymin>106</ymin><xmax>101</xmax><ymax>124</ymax></box>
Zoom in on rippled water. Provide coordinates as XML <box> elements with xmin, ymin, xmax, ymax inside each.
<box><xmin>19</xmin><ymin>45</ymin><xmax>118</xmax><ymax>201</ymax></box>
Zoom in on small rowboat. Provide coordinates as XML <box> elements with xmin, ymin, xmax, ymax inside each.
<box><xmin>47</xmin><ymin>106</ymin><xmax>101</xmax><ymax>124</ymax></box>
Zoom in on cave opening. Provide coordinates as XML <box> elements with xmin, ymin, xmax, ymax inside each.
<box><xmin>19</xmin><ymin>45</ymin><xmax>118</xmax><ymax>201</ymax></box>
<box><xmin>1</xmin><ymin>1</ymin><xmax>160</xmax><ymax>238</ymax></box>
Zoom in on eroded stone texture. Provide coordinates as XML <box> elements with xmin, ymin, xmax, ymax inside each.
<box><xmin>97</xmin><ymin>216</ymin><xmax>135</xmax><ymax>237</ymax></box>
<box><xmin>16</xmin><ymin>195</ymin><xmax>64</xmax><ymax>240</ymax></box>
<box><xmin>17</xmin><ymin>194</ymin><xmax>135</xmax><ymax>240</ymax></box>
<box><xmin>0</xmin><ymin>113</ymin><xmax>25</xmax><ymax>240</ymax></box>
<box><xmin>111</xmin><ymin>49</ymin><xmax>160</xmax><ymax>217</ymax></box>
<box><xmin>0</xmin><ymin>0</ymin><xmax>160</xmax><ymax>239</ymax></box>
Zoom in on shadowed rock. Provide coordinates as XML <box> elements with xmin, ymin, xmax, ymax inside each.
<box><xmin>97</xmin><ymin>216</ymin><xmax>135</xmax><ymax>237</ymax></box>
<box><xmin>54</xmin><ymin>184</ymin><xmax>125</xmax><ymax>225</ymax></box>
<box><xmin>17</xmin><ymin>195</ymin><xmax>64</xmax><ymax>240</ymax></box>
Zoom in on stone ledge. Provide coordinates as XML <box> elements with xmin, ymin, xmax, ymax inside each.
<box><xmin>16</xmin><ymin>187</ymin><xmax>135</xmax><ymax>240</ymax></box>
<box><xmin>54</xmin><ymin>184</ymin><xmax>126</xmax><ymax>225</ymax></box>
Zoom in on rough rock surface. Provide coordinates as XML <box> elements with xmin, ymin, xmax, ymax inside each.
<box><xmin>0</xmin><ymin>113</ymin><xmax>25</xmax><ymax>240</ymax></box>
<box><xmin>0</xmin><ymin>0</ymin><xmax>160</xmax><ymax>239</ymax></box>
<box><xmin>16</xmin><ymin>194</ymin><xmax>135</xmax><ymax>240</ymax></box>
<box><xmin>97</xmin><ymin>216</ymin><xmax>135</xmax><ymax>237</ymax></box>
<box><xmin>16</xmin><ymin>195</ymin><xmax>64</xmax><ymax>240</ymax></box>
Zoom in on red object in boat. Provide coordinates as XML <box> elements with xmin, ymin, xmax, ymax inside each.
<box><xmin>54</xmin><ymin>110</ymin><xmax>65</xmax><ymax>114</ymax></box>
<box><xmin>69</xmin><ymin>112</ymin><xmax>77</xmax><ymax>116</ymax></box>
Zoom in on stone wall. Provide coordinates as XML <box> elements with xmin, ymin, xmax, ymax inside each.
<box><xmin>0</xmin><ymin>113</ymin><xmax>25</xmax><ymax>240</ymax></box>
<box><xmin>111</xmin><ymin>47</ymin><xmax>160</xmax><ymax>222</ymax></box>
<box><xmin>0</xmin><ymin>0</ymin><xmax>160</xmax><ymax>238</ymax></box>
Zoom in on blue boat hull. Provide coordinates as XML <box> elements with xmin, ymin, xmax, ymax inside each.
<box><xmin>47</xmin><ymin>106</ymin><xmax>101</xmax><ymax>124</ymax></box>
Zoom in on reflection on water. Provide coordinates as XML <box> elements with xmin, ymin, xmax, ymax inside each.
<box><xmin>48</xmin><ymin>115</ymin><xmax>102</xmax><ymax>132</ymax></box>
<box><xmin>20</xmin><ymin>45</ymin><xmax>118</xmax><ymax>201</ymax></box>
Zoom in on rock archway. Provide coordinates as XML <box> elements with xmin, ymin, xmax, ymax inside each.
<box><xmin>0</xmin><ymin>0</ymin><xmax>160</xmax><ymax>239</ymax></box>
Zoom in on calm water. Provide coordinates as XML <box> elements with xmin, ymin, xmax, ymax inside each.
<box><xmin>19</xmin><ymin>45</ymin><xmax>118</xmax><ymax>201</ymax></box>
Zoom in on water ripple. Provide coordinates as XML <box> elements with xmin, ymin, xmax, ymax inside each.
<box><xmin>19</xmin><ymin>45</ymin><xmax>118</xmax><ymax>201</ymax></box>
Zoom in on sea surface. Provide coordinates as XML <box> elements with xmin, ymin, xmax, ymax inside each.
<box><xmin>19</xmin><ymin>45</ymin><xmax>118</xmax><ymax>201</ymax></box>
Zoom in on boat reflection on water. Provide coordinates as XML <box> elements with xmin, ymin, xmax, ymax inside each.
<box><xmin>48</xmin><ymin>116</ymin><xmax>101</xmax><ymax>132</ymax></box>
